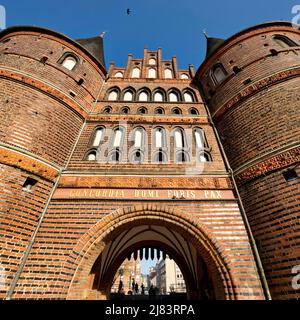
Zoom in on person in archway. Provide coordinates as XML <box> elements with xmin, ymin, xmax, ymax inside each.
<box><xmin>135</xmin><ymin>282</ymin><xmax>139</xmax><ymax>294</ymax></box>
<box><xmin>118</xmin><ymin>280</ymin><xmax>123</xmax><ymax>293</ymax></box>
<box><xmin>141</xmin><ymin>283</ymin><xmax>145</xmax><ymax>295</ymax></box>
<box><xmin>131</xmin><ymin>279</ymin><xmax>135</xmax><ymax>292</ymax></box>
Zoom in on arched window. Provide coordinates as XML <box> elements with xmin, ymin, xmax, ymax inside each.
<box><xmin>132</xmin><ymin>68</ymin><xmax>141</xmax><ymax>78</ymax></box>
<box><xmin>211</xmin><ymin>64</ymin><xmax>227</xmax><ymax>84</ymax></box>
<box><xmin>164</xmin><ymin>68</ymin><xmax>173</xmax><ymax>79</ymax></box>
<box><xmin>154</xmin><ymin>128</ymin><xmax>164</xmax><ymax>148</ymax></box>
<box><xmin>199</xmin><ymin>152</ymin><xmax>211</xmax><ymax>162</ymax></box>
<box><xmin>176</xmin><ymin>151</ymin><xmax>188</xmax><ymax>163</ymax></box>
<box><xmin>110</xmin><ymin>150</ymin><xmax>120</xmax><ymax>162</ymax></box>
<box><xmin>273</xmin><ymin>35</ymin><xmax>298</xmax><ymax>48</ymax></box>
<box><xmin>180</xmin><ymin>74</ymin><xmax>189</xmax><ymax>79</ymax></box>
<box><xmin>184</xmin><ymin>92</ymin><xmax>194</xmax><ymax>102</ymax></box>
<box><xmin>174</xmin><ymin>129</ymin><xmax>185</xmax><ymax>149</ymax></box>
<box><xmin>155</xmin><ymin>151</ymin><xmax>167</xmax><ymax>163</ymax></box>
<box><xmin>169</xmin><ymin>92</ymin><xmax>179</xmax><ymax>102</ymax></box>
<box><xmin>108</xmin><ymin>90</ymin><xmax>118</xmax><ymax>101</ymax></box>
<box><xmin>92</xmin><ymin>128</ymin><xmax>104</xmax><ymax>147</ymax></box>
<box><xmin>133</xmin><ymin>150</ymin><xmax>143</xmax><ymax>163</ymax></box>
<box><xmin>115</xmin><ymin>72</ymin><xmax>123</xmax><ymax>78</ymax></box>
<box><xmin>154</xmin><ymin>92</ymin><xmax>163</xmax><ymax>102</ymax></box>
<box><xmin>138</xmin><ymin>107</ymin><xmax>148</xmax><ymax>114</ymax></box>
<box><xmin>148</xmin><ymin>68</ymin><xmax>157</xmax><ymax>78</ymax></box>
<box><xmin>123</xmin><ymin>91</ymin><xmax>133</xmax><ymax>101</ymax></box>
<box><xmin>113</xmin><ymin>128</ymin><xmax>123</xmax><ymax>148</ymax></box>
<box><xmin>149</xmin><ymin>58</ymin><xmax>156</xmax><ymax>65</ymax></box>
<box><xmin>103</xmin><ymin>106</ymin><xmax>112</xmax><ymax>114</ymax></box>
<box><xmin>189</xmin><ymin>108</ymin><xmax>199</xmax><ymax>115</ymax></box>
<box><xmin>155</xmin><ymin>107</ymin><xmax>165</xmax><ymax>115</ymax></box>
<box><xmin>61</xmin><ymin>55</ymin><xmax>77</xmax><ymax>71</ymax></box>
<box><xmin>172</xmin><ymin>107</ymin><xmax>182</xmax><ymax>115</ymax></box>
<box><xmin>138</xmin><ymin>91</ymin><xmax>148</xmax><ymax>102</ymax></box>
<box><xmin>194</xmin><ymin>128</ymin><xmax>207</xmax><ymax>149</ymax></box>
<box><xmin>87</xmin><ymin>151</ymin><xmax>96</xmax><ymax>161</ymax></box>
<box><xmin>121</xmin><ymin>107</ymin><xmax>130</xmax><ymax>114</ymax></box>
<box><xmin>134</xmin><ymin>128</ymin><xmax>143</xmax><ymax>148</ymax></box>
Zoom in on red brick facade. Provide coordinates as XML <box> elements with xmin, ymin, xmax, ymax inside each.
<box><xmin>3</xmin><ymin>22</ymin><xmax>297</xmax><ymax>300</ymax></box>
<box><xmin>196</xmin><ymin>21</ymin><xmax>300</xmax><ymax>299</ymax></box>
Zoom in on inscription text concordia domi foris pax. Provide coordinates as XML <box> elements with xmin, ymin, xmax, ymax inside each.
<box><xmin>53</xmin><ymin>188</ymin><xmax>234</xmax><ymax>200</ymax></box>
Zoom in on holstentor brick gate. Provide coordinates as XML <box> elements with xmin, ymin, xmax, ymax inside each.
<box><xmin>0</xmin><ymin>21</ymin><xmax>299</xmax><ymax>300</ymax></box>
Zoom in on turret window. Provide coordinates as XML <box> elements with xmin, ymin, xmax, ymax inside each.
<box><xmin>211</xmin><ymin>64</ymin><xmax>227</xmax><ymax>85</ymax></box>
<box><xmin>61</xmin><ymin>55</ymin><xmax>78</xmax><ymax>71</ymax></box>
<box><xmin>273</xmin><ymin>35</ymin><xmax>298</xmax><ymax>48</ymax></box>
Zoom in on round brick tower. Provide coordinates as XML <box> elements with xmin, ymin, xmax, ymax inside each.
<box><xmin>0</xmin><ymin>26</ymin><xmax>106</xmax><ymax>299</ymax></box>
<box><xmin>195</xmin><ymin>21</ymin><xmax>300</xmax><ymax>299</ymax></box>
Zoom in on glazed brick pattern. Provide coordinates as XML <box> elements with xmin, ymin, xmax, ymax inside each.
<box><xmin>239</xmin><ymin>166</ymin><xmax>300</xmax><ymax>299</ymax></box>
<box><xmin>0</xmin><ymin>33</ymin><xmax>105</xmax><ymax>111</ymax></box>
<box><xmin>0</xmin><ymin>163</ymin><xmax>54</xmax><ymax>300</ymax></box>
<box><xmin>216</xmin><ymin>79</ymin><xmax>300</xmax><ymax>170</ymax></box>
<box><xmin>10</xmin><ymin>199</ymin><xmax>264</xmax><ymax>300</ymax></box>
<box><xmin>0</xmin><ymin>78</ymin><xmax>83</xmax><ymax>167</ymax></box>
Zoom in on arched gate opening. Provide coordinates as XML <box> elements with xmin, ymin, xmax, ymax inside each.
<box><xmin>66</xmin><ymin>207</ymin><xmax>235</xmax><ymax>300</ymax></box>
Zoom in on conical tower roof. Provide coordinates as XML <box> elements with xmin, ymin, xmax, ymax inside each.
<box><xmin>205</xmin><ymin>37</ymin><xmax>225</xmax><ymax>58</ymax></box>
<box><xmin>76</xmin><ymin>35</ymin><xmax>106</xmax><ymax>69</ymax></box>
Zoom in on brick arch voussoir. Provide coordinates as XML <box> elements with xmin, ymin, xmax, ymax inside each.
<box><xmin>66</xmin><ymin>204</ymin><xmax>234</xmax><ymax>299</ymax></box>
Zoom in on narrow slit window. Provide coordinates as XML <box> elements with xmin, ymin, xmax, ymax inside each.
<box><xmin>93</xmin><ymin>128</ymin><xmax>104</xmax><ymax>147</ymax></box>
<box><xmin>113</xmin><ymin>129</ymin><xmax>123</xmax><ymax>148</ymax></box>
<box><xmin>195</xmin><ymin>129</ymin><xmax>206</xmax><ymax>149</ymax></box>
<box><xmin>155</xmin><ymin>129</ymin><xmax>163</xmax><ymax>148</ymax></box>
<box><xmin>174</xmin><ymin>130</ymin><xmax>184</xmax><ymax>148</ymax></box>
<box><xmin>134</xmin><ymin>129</ymin><xmax>143</xmax><ymax>148</ymax></box>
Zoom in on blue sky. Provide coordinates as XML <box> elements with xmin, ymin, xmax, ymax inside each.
<box><xmin>1</xmin><ymin>0</ymin><xmax>299</xmax><ymax>70</ymax></box>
